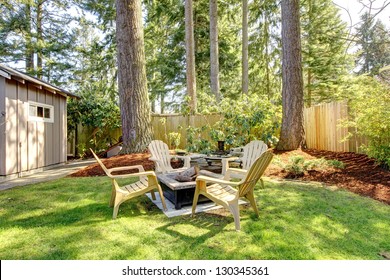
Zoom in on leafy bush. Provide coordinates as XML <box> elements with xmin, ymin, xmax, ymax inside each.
<box><xmin>280</xmin><ymin>155</ymin><xmax>345</xmax><ymax>177</ymax></box>
<box><xmin>67</xmin><ymin>91</ymin><xmax>121</xmax><ymax>156</ymax></box>
<box><xmin>339</xmin><ymin>76</ymin><xmax>390</xmax><ymax>167</ymax></box>
<box><xmin>168</xmin><ymin>132</ymin><xmax>181</xmax><ymax>149</ymax></box>
<box><xmin>185</xmin><ymin>94</ymin><xmax>281</xmax><ymax>153</ymax></box>
<box><xmin>185</xmin><ymin>126</ymin><xmax>213</xmax><ymax>154</ymax></box>
<box><xmin>215</xmin><ymin>94</ymin><xmax>282</xmax><ymax>147</ymax></box>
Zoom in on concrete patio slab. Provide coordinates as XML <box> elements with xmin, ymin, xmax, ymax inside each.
<box><xmin>0</xmin><ymin>159</ymin><xmax>95</xmax><ymax>191</ymax></box>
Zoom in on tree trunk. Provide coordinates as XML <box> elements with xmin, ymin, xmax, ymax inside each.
<box><xmin>242</xmin><ymin>0</ymin><xmax>249</xmax><ymax>95</ymax></box>
<box><xmin>36</xmin><ymin>0</ymin><xmax>43</xmax><ymax>79</ymax></box>
<box><xmin>276</xmin><ymin>0</ymin><xmax>305</xmax><ymax>151</ymax></box>
<box><xmin>209</xmin><ymin>0</ymin><xmax>220</xmax><ymax>102</ymax></box>
<box><xmin>185</xmin><ymin>0</ymin><xmax>197</xmax><ymax>114</ymax></box>
<box><xmin>116</xmin><ymin>0</ymin><xmax>153</xmax><ymax>153</ymax></box>
<box><xmin>24</xmin><ymin>4</ymin><xmax>34</xmax><ymax>73</ymax></box>
<box><xmin>264</xmin><ymin>13</ymin><xmax>271</xmax><ymax>99</ymax></box>
<box><xmin>307</xmin><ymin>0</ymin><xmax>312</xmax><ymax>107</ymax></box>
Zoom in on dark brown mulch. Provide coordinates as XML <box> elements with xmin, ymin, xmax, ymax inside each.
<box><xmin>69</xmin><ymin>149</ymin><xmax>390</xmax><ymax>205</ymax></box>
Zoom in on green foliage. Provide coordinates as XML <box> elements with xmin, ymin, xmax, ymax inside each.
<box><xmin>144</xmin><ymin>0</ymin><xmax>186</xmax><ymax>113</ymax></box>
<box><xmin>279</xmin><ymin>155</ymin><xmax>345</xmax><ymax>176</ymax></box>
<box><xmin>355</xmin><ymin>13</ymin><xmax>390</xmax><ymax>76</ymax></box>
<box><xmin>168</xmin><ymin>132</ymin><xmax>181</xmax><ymax>149</ymax></box>
<box><xmin>215</xmin><ymin>94</ymin><xmax>281</xmax><ymax>147</ymax></box>
<box><xmin>67</xmin><ymin>90</ymin><xmax>121</xmax><ymax>155</ymax></box>
<box><xmin>184</xmin><ymin>94</ymin><xmax>281</xmax><ymax>153</ymax></box>
<box><xmin>326</xmin><ymin>159</ymin><xmax>346</xmax><ymax>169</ymax></box>
<box><xmin>248</xmin><ymin>0</ymin><xmax>282</xmax><ymax>100</ymax></box>
<box><xmin>185</xmin><ymin>125</ymin><xmax>213</xmax><ymax>154</ymax></box>
<box><xmin>340</xmin><ymin>76</ymin><xmax>390</xmax><ymax>166</ymax></box>
<box><xmin>300</xmin><ymin>0</ymin><xmax>352</xmax><ymax>106</ymax></box>
<box><xmin>284</xmin><ymin>156</ymin><xmax>307</xmax><ymax>176</ymax></box>
<box><xmin>0</xmin><ymin>0</ymin><xmax>79</xmax><ymax>84</ymax></box>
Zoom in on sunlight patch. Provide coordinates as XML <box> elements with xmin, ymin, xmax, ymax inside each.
<box><xmin>167</xmin><ymin>223</ymin><xmax>209</xmax><ymax>237</ymax></box>
<box><xmin>310</xmin><ymin>215</ymin><xmax>348</xmax><ymax>239</ymax></box>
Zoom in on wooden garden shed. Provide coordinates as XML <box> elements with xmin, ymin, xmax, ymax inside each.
<box><xmin>0</xmin><ymin>64</ymin><xmax>77</xmax><ymax>180</ymax></box>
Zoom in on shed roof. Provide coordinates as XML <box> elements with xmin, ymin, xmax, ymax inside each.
<box><xmin>0</xmin><ymin>64</ymin><xmax>78</xmax><ymax>98</ymax></box>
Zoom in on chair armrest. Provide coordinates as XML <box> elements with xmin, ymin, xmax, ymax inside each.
<box><xmin>196</xmin><ymin>175</ymin><xmax>240</xmax><ymax>187</ymax></box>
<box><xmin>226</xmin><ymin>168</ymin><xmax>247</xmax><ymax>174</ymax></box>
<box><xmin>176</xmin><ymin>155</ymin><xmax>191</xmax><ymax>168</ymax></box>
<box><xmin>108</xmin><ymin>165</ymin><xmax>145</xmax><ymax>174</ymax></box>
<box><xmin>221</xmin><ymin>157</ymin><xmax>239</xmax><ymax>175</ymax></box>
<box><xmin>108</xmin><ymin>170</ymin><xmax>156</xmax><ymax>179</ymax></box>
<box><xmin>221</xmin><ymin>157</ymin><xmax>239</xmax><ymax>163</ymax></box>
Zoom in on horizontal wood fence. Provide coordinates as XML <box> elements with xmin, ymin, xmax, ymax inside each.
<box><xmin>67</xmin><ymin>101</ymin><xmax>366</xmax><ymax>156</ymax></box>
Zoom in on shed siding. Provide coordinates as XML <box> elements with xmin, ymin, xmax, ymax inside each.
<box><xmin>0</xmin><ymin>77</ymin><xmax>6</xmax><ymax>175</ymax></box>
<box><xmin>45</xmin><ymin>94</ymin><xmax>54</xmax><ymax>165</ymax></box>
<box><xmin>27</xmin><ymin>85</ymin><xmax>38</xmax><ymax>170</ymax></box>
<box><xmin>18</xmin><ymin>85</ymin><xmax>28</xmax><ymax>172</ymax></box>
<box><xmin>53</xmin><ymin>95</ymin><xmax>60</xmax><ymax>164</ymax></box>
<box><xmin>5</xmin><ymin>79</ymin><xmax>18</xmax><ymax>175</ymax></box>
<box><xmin>1</xmin><ymin>79</ymin><xmax>68</xmax><ymax>176</ymax></box>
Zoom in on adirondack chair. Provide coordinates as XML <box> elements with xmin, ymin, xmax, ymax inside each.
<box><xmin>192</xmin><ymin>150</ymin><xmax>273</xmax><ymax>231</ymax></box>
<box><xmin>90</xmin><ymin>149</ymin><xmax>167</xmax><ymax>219</ymax></box>
<box><xmin>148</xmin><ymin>140</ymin><xmax>191</xmax><ymax>173</ymax></box>
<box><xmin>222</xmin><ymin>140</ymin><xmax>268</xmax><ymax>182</ymax></box>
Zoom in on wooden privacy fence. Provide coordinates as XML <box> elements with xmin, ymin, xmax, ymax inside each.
<box><xmin>67</xmin><ymin>101</ymin><xmax>366</xmax><ymax>156</ymax></box>
<box><xmin>303</xmin><ymin>101</ymin><xmax>367</xmax><ymax>153</ymax></box>
<box><xmin>67</xmin><ymin>113</ymin><xmax>222</xmax><ymax>156</ymax></box>
<box><xmin>151</xmin><ymin>113</ymin><xmax>222</xmax><ymax>148</ymax></box>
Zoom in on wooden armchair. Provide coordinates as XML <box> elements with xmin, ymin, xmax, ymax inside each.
<box><xmin>192</xmin><ymin>150</ymin><xmax>273</xmax><ymax>231</ymax></box>
<box><xmin>90</xmin><ymin>149</ymin><xmax>167</xmax><ymax>219</ymax></box>
<box><xmin>148</xmin><ymin>140</ymin><xmax>191</xmax><ymax>173</ymax></box>
<box><xmin>222</xmin><ymin>140</ymin><xmax>268</xmax><ymax>183</ymax></box>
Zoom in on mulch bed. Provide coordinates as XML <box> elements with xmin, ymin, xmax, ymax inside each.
<box><xmin>69</xmin><ymin>149</ymin><xmax>390</xmax><ymax>205</ymax></box>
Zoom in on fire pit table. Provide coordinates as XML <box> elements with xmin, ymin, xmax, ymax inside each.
<box><xmin>157</xmin><ymin>171</ymin><xmax>210</xmax><ymax>210</ymax></box>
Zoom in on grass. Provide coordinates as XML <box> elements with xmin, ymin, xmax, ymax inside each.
<box><xmin>0</xmin><ymin>176</ymin><xmax>389</xmax><ymax>260</ymax></box>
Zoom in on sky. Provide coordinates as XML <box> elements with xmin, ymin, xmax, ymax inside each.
<box><xmin>332</xmin><ymin>0</ymin><xmax>390</xmax><ymax>28</ymax></box>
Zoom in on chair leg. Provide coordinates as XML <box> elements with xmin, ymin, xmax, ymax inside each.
<box><xmin>156</xmin><ymin>186</ymin><xmax>167</xmax><ymax>211</ymax></box>
<box><xmin>150</xmin><ymin>189</ymin><xmax>156</xmax><ymax>200</ymax></box>
<box><xmin>223</xmin><ymin>170</ymin><xmax>231</xmax><ymax>181</ymax></box>
<box><xmin>246</xmin><ymin>191</ymin><xmax>259</xmax><ymax>217</ymax></box>
<box><xmin>112</xmin><ymin>194</ymin><xmax>124</xmax><ymax>219</ymax></box>
<box><xmin>260</xmin><ymin>178</ymin><xmax>264</xmax><ymax>188</ymax></box>
<box><xmin>109</xmin><ymin>186</ymin><xmax>116</xmax><ymax>207</ymax></box>
<box><xmin>228</xmin><ymin>201</ymin><xmax>241</xmax><ymax>231</ymax></box>
<box><xmin>191</xmin><ymin>187</ymin><xmax>200</xmax><ymax>217</ymax></box>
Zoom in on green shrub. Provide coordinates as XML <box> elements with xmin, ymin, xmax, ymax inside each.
<box><xmin>168</xmin><ymin>132</ymin><xmax>181</xmax><ymax>149</ymax></box>
<box><xmin>282</xmin><ymin>156</ymin><xmax>345</xmax><ymax>176</ymax></box>
<box><xmin>339</xmin><ymin>75</ymin><xmax>390</xmax><ymax>167</ymax></box>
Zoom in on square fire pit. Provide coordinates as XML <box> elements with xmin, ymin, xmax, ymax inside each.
<box><xmin>157</xmin><ymin>172</ymin><xmax>210</xmax><ymax>210</ymax></box>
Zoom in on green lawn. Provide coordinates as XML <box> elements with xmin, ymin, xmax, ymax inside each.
<box><xmin>0</xmin><ymin>176</ymin><xmax>389</xmax><ymax>260</ymax></box>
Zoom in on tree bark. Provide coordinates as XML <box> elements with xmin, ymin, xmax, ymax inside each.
<box><xmin>36</xmin><ymin>0</ymin><xmax>43</xmax><ymax>79</ymax></box>
<box><xmin>276</xmin><ymin>0</ymin><xmax>305</xmax><ymax>150</ymax></box>
<box><xmin>116</xmin><ymin>0</ymin><xmax>153</xmax><ymax>153</ymax></box>
<box><xmin>209</xmin><ymin>0</ymin><xmax>220</xmax><ymax>102</ymax></box>
<box><xmin>242</xmin><ymin>0</ymin><xmax>249</xmax><ymax>94</ymax></box>
<box><xmin>185</xmin><ymin>0</ymin><xmax>197</xmax><ymax>113</ymax></box>
<box><xmin>24</xmin><ymin>4</ymin><xmax>34</xmax><ymax>73</ymax></box>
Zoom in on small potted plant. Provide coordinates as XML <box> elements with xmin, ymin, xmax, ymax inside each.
<box><xmin>210</xmin><ymin>129</ymin><xmax>225</xmax><ymax>151</ymax></box>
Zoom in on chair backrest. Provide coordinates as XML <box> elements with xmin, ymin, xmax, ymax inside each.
<box><xmin>148</xmin><ymin>140</ymin><xmax>173</xmax><ymax>172</ymax></box>
<box><xmin>241</xmin><ymin>140</ymin><xmax>268</xmax><ymax>170</ymax></box>
<box><xmin>238</xmin><ymin>150</ymin><xmax>273</xmax><ymax>197</ymax></box>
<box><xmin>90</xmin><ymin>148</ymin><xmax>111</xmax><ymax>176</ymax></box>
